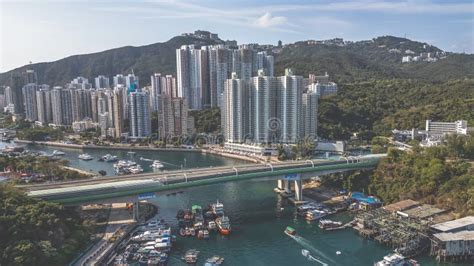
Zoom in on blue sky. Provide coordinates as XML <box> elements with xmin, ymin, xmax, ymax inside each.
<box><xmin>1</xmin><ymin>0</ymin><xmax>473</xmax><ymax>72</ymax></box>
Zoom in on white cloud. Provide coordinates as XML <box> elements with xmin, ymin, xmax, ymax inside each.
<box><xmin>254</xmin><ymin>12</ymin><xmax>288</xmax><ymax>28</ymax></box>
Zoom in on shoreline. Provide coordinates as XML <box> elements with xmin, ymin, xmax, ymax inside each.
<box><xmin>14</xmin><ymin>140</ymin><xmax>260</xmax><ymax>163</ymax></box>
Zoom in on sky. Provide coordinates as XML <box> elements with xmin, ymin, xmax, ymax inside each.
<box><xmin>0</xmin><ymin>0</ymin><xmax>473</xmax><ymax>72</ymax></box>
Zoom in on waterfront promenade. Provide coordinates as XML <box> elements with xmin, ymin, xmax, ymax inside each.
<box><xmin>14</xmin><ymin>140</ymin><xmax>262</xmax><ymax>163</ymax></box>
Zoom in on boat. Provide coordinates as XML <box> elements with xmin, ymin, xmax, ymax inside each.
<box><xmin>197</xmin><ymin>230</ymin><xmax>204</xmax><ymax>239</ymax></box>
<box><xmin>305</xmin><ymin>209</ymin><xmax>328</xmax><ymax>221</ymax></box>
<box><xmin>98</xmin><ymin>170</ymin><xmax>107</xmax><ymax>176</ymax></box>
<box><xmin>182</xmin><ymin>249</ymin><xmax>200</xmax><ymax>264</ymax></box>
<box><xmin>51</xmin><ymin>150</ymin><xmax>65</xmax><ymax>156</ymax></box>
<box><xmin>151</xmin><ymin>160</ymin><xmax>164</xmax><ymax>169</ymax></box>
<box><xmin>284</xmin><ymin>226</ymin><xmax>296</xmax><ymax>236</ymax></box>
<box><xmin>208</xmin><ymin>221</ymin><xmax>217</xmax><ymax>230</ymax></box>
<box><xmin>319</xmin><ymin>219</ymin><xmax>343</xmax><ymax>229</ymax></box>
<box><xmin>215</xmin><ymin>216</ymin><xmax>231</xmax><ymax>235</ymax></box>
<box><xmin>211</xmin><ymin>200</ymin><xmax>225</xmax><ymax>216</ymax></box>
<box><xmin>100</xmin><ymin>154</ymin><xmax>118</xmax><ymax>162</ymax></box>
<box><xmin>203</xmin><ymin>229</ymin><xmax>210</xmax><ymax>239</ymax></box>
<box><xmin>128</xmin><ymin>165</ymin><xmax>144</xmax><ymax>174</ymax></box>
<box><xmin>301</xmin><ymin>249</ymin><xmax>310</xmax><ymax>257</ymax></box>
<box><xmin>78</xmin><ymin>153</ymin><xmax>94</xmax><ymax>161</ymax></box>
<box><xmin>204</xmin><ymin>255</ymin><xmax>224</xmax><ymax>266</ymax></box>
<box><xmin>374</xmin><ymin>253</ymin><xmax>420</xmax><ymax>266</ymax></box>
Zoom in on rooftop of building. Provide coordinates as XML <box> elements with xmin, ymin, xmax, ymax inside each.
<box><xmin>433</xmin><ymin>230</ymin><xmax>474</xmax><ymax>242</ymax></box>
<box><xmin>383</xmin><ymin>199</ymin><xmax>420</xmax><ymax>212</ymax></box>
<box><xmin>430</xmin><ymin>216</ymin><xmax>474</xmax><ymax>232</ymax></box>
<box><xmin>402</xmin><ymin>204</ymin><xmax>446</xmax><ymax>219</ymax></box>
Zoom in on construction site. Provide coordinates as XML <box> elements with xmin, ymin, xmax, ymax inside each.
<box><xmin>353</xmin><ymin>199</ymin><xmax>453</xmax><ymax>258</ymax></box>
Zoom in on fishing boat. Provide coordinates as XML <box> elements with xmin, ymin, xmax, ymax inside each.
<box><xmin>215</xmin><ymin>216</ymin><xmax>231</xmax><ymax>235</ymax></box>
<box><xmin>197</xmin><ymin>230</ymin><xmax>204</xmax><ymax>239</ymax></box>
<box><xmin>284</xmin><ymin>226</ymin><xmax>296</xmax><ymax>236</ymax></box>
<box><xmin>100</xmin><ymin>154</ymin><xmax>118</xmax><ymax>162</ymax></box>
<box><xmin>78</xmin><ymin>153</ymin><xmax>94</xmax><ymax>161</ymax></box>
<box><xmin>211</xmin><ymin>200</ymin><xmax>225</xmax><ymax>216</ymax></box>
<box><xmin>182</xmin><ymin>249</ymin><xmax>200</xmax><ymax>264</ymax></box>
<box><xmin>305</xmin><ymin>209</ymin><xmax>328</xmax><ymax>221</ymax></box>
<box><xmin>374</xmin><ymin>253</ymin><xmax>420</xmax><ymax>266</ymax></box>
<box><xmin>208</xmin><ymin>221</ymin><xmax>217</xmax><ymax>230</ymax></box>
<box><xmin>319</xmin><ymin>219</ymin><xmax>343</xmax><ymax>229</ymax></box>
<box><xmin>128</xmin><ymin>165</ymin><xmax>143</xmax><ymax>174</ymax></box>
<box><xmin>203</xmin><ymin>229</ymin><xmax>210</xmax><ymax>239</ymax></box>
<box><xmin>204</xmin><ymin>255</ymin><xmax>224</xmax><ymax>266</ymax></box>
<box><xmin>151</xmin><ymin>160</ymin><xmax>164</xmax><ymax>169</ymax></box>
<box><xmin>51</xmin><ymin>150</ymin><xmax>65</xmax><ymax>156</ymax></box>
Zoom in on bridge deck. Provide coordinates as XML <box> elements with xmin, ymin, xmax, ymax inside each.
<box><xmin>26</xmin><ymin>155</ymin><xmax>385</xmax><ymax>204</ymax></box>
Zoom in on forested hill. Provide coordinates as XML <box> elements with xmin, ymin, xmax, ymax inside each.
<box><xmin>1</xmin><ymin>35</ymin><xmax>473</xmax><ymax>86</ymax></box>
<box><xmin>276</xmin><ymin>36</ymin><xmax>474</xmax><ymax>82</ymax></box>
<box><xmin>0</xmin><ymin>35</ymin><xmax>218</xmax><ymax>87</ymax></box>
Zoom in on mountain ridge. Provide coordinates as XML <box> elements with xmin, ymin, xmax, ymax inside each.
<box><xmin>1</xmin><ymin>34</ymin><xmax>473</xmax><ymax>86</ymax></box>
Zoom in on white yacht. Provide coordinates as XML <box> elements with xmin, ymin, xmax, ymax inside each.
<box><xmin>100</xmin><ymin>154</ymin><xmax>118</xmax><ymax>162</ymax></box>
<box><xmin>78</xmin><ymin>153</ymin><xmax>94</xmax><ymax>161</ymax></box>
<box><xmin>151</xmin><ymin>160</ymin><xmax>164</xmax><ymax>169</ymax></box>
<box><xmin>52</xmin><ymin>150</ymin><xmax>65</xmax><ymax>156</ymax></box>
<box><xmin>374</xmin><ymin>253</ymin><xmax>419</xmax><ymax>266</ymax></box>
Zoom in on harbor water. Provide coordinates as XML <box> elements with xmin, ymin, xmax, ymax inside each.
<box><xmin>12</xmin><ymin>144</ymin><xmax>469</xmax><ymax>265</ymax></box>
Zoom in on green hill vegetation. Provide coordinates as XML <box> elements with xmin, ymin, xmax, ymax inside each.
<box><xmin>369</xmin><ymin>135</ymin><xmax>474</xmax><ymax>216</ymax></box>
<box><xmin>0</xmin><ymin>185</ymin><xmax>91</xmax><ymax>265</ymax></box>
<box><xmin>318</xmin><ymin>79</ymin><xmax>474</xmax><ymax>140</ymax></box>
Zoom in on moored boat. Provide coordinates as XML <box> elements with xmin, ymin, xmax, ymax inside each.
<box><xmin>151</xmin><ymin>160</ymin><xmax>164</xmax><ymax>169</ymax></box>
<box><xmin>374</xmin><ymin>253</ymin><xmax>419</xmax><ymax>266</ymax></box>
<box><xmin>305</xmin><ymin>209</ymin><xmax>328</xmax><ymax>221</ymax></box>
<box><xmin>216</xmin><ymin>216</ymin><xmax>231</xmax><ymax>235</ymax></box>
<box><xmin>78</xmin><ymin>153</ymin><xmax>94</xmax><ymax>160</ymax></box>
<box><xmin>319</xmin><ymin>219</ymin><xmax>343</xmax><ymax>229</ymax></box>
<box><xmin>182</xmin><ymin>249</ymin><xmax>200</xmax><ymax>264</ymax></box>
<box><xmin>52</xmin><ymin>150</ymin><xmax>65</xmax><ymax>156</ymax></box>
<box><xmin>212</xmin><ymin>200</ymin><xmax>225</xmax><ymax>216</ymax></box>
<box><xmin>100</xmin><ymin>153</ymin><xmax>118</xmax><ymax>162</ymax></box>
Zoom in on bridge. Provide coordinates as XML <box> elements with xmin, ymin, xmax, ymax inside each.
<box><xmin>25</xmin><ymin>154</ymin><xmax>386</xmax><ymax>205</ymax></box>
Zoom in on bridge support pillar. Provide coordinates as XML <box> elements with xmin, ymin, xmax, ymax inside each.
<box><xmin>294</xmin><ymin>179</ymin><xmax>303</xmax><ymax>201</ymax></box>
<box><xmin>277</xmin><ymin>180</ymin><xmax>284</xmax><ymax>190</ymax></box>
<box><xmin>284</xmin><ymin>180</ymin><xmax>292</xmax><ymax>194</ymax></box>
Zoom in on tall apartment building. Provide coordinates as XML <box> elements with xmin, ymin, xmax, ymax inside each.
<box><xmin>70</xmin><ymin>88</ymin><xmax>92</xmax><ymax>122</ymax></box>
<box><xmin>25</xmin><ymin>70</ymin><xmax>37</xmax><ymax>84</ymax></box>
<box><xmin>113</xmin><ymin>74</ymin><xmax>126</xmax><ymax>88</ymax></box>
<box><xmin>36</xmin><ymin>86</ymin><xmax>52</xmax><ymax>126</ymax></box>
<box><xmin>51</xmin><ymin>86</ymin><xmax>73</xmax><ymax>126</ymax></box>
<box><xmin>222</xmin><ymin>69</ymin><xmax>313</xmax><ymax>144</ymax></box>
<box><xmin>94</xmin><ymin>75</ymin><xmax>110</xmax><ymax>89</ymax></box>
<box><xmin>9</xmin><ymin>73</ymin><xmax>25</xmax><ymax>115</ymax></box>
<box><xmin>112</xmin><ymin>88</ymin><xmax>124</xmax><ymax>138</ymax></box>
<box><xmin>157</xmin><ymin>95</ymin><xmax>189</xmax><ymax>138</ymax></box>
<box><xmin>222</xmin><ymin>73</ymin><xmax>251</xmax><ymax>143</ymax></box>
<box><xmin>22</xmin><ymin>83</ymin><xmax>38</xmax><ymax>121</ymax></box>
<box><xmin>301</xmin><ymin>87</ymin><xmax>319</xmax><ymax>140</ymax></box>
<box><xmin>256</xmin><ymin>51</ymin><xmax>274</xmax><ymax>77</ymax></box>
<box><xmin>4</xmin><ymin>86</ymin><xmax>13</xmax><ymax>106</ymax></box>
<box><xmin>125</xmin><ymin>74</ymin><xmax>139</xmax><ymax>92</ymax></box>
<box><xmin>129</xmin><ymin>90</ymin><xmax>151</xmax><ymax>138</ymax></box>
<box><xmin>278</xmin><ymin>68</ymin><xmax>303</xmax><ymax>143</ymax></box>
<box><xmin>251</xmin><ymin>70</ymin><xmax>278</xmax><ymax>143</ymax></box>
<box><xmin>177</xmin><ymin>44</ymin><xmax>274</xmax><ymax>110</ymax></box>
<box><xmin>150</xmin><ymin>73</ymin><xmax>163</xmax><ymax>112</ymax></box>
<box><xmin>71</xmin><ymin>76</ymin><xmax>90</xmax><ymax>90</ymax></box>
